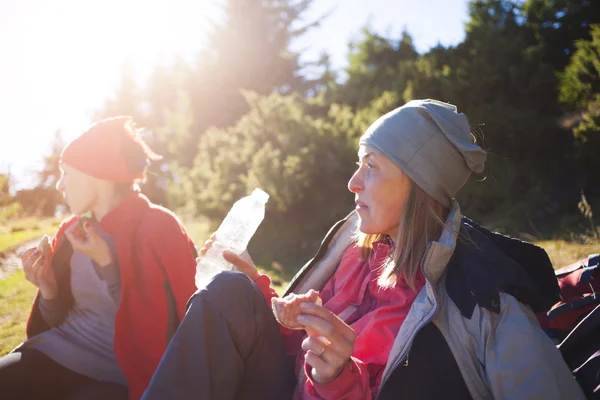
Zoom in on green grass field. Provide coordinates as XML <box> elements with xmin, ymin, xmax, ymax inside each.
<box><xmin>0</xmin><ymin>270</ymin><xmax>37</xmax><ymax>354</ymax></box>
<box><xmin>0</xmin><ymin>217</ymin><xmax>60</xmax><ymax>254</ymax></box>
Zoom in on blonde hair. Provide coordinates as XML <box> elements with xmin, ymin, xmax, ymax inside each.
<box><xmin>357</xmin><ymin>180</ymin><xmax>448</xmax><ymax>289</ymax></box>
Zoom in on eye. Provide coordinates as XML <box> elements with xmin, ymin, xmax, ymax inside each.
<box><xmin>356</xmin><ymin>160</ymin><xmax>375</xmax><ymax>169</ymax></box>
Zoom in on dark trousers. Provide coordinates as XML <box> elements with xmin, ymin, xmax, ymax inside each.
<box><xmin>0</xmin><ymin>347</ymin><xmax>128</xmax><ymax>400</ymax></box>
<box><xmin>142</xmin><ymin>271</ymin><xmax>296</xmax><ymax>400</ymax></box>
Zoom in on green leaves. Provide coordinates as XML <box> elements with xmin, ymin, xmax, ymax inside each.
<box><xmin>559</xmin><ymin>25</ymin><xmax>600</xmax><ymax>191</ymax></box>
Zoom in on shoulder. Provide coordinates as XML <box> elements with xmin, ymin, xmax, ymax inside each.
<box><xmin>137</xmin><ymin>202</ymin><xmax>192</xmax><ymax>244</ymax></box>
<box><xmin>445</xmin><ymin>219</ymin><xmax>553</xmax><ymax>319</ymax></box>
<box><xmin>141</xmin><ymin>202</ymin><xmax>186</xmax><ymax>232</ymax></box>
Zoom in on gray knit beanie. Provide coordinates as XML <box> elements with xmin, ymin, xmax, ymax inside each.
<box><xmin>359</xmin><ymin>99</ymin><xmax>486</xmax><ymax>208</ymax></box>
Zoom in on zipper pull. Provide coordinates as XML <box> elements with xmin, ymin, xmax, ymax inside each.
<box><xmin>403</xmin><ymin>353</ymin><xmax>409</xmax><ymax>367</ymax></box>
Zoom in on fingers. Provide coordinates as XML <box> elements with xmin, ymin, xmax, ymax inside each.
<box><xmin>64</xmin><ymin>224</ymin><xmax>87</xmax><ymax>249</ymax></box>
<box><xmin>302</xmin><ymin>335</ymin><xmax>349</xmax><ymax>384</ymax></box>
<box><xmin>223</xmin><ymin>250</ymin><xmax>260</xmax><ymax>281</ymax></box>
<box><xmin>302</xmin><ymin>335</ymin><xmax>333</xmax><ymax>361</ymax></box>
<box><xmin>19</xmin><ymin>247</ymin><xmax>36</xmax><ymax>261</ymax></box>
<box><xmin>32</xmin><ymin>253</ymin><xmax>48</xmax><ymax>283</ymax></box>
<box><xmin>199</xmin><ymin>236</ymin><xmax>216</xmax><ymax>256</ymax></box>
<box><xmin>239</xmin><ymin>249</ymin><xmax>254</xmax><ymax>266</ymax></box>
<box><xmin>22</xmin><ymin>250</ymin><xmax>42</xmax><ymax>272</ymax></box>
<box><xmin>298</xmin><ymin>302</ymin><xmax>356</xmax><ymax>344</ymax></box>
<box><xmin>23</xmin><ymin>251</ymin><xmax>43</xmax><ymax>284</ymax></box>
<box><xmin>300</xmin><ymin>316</ymin><xmax>353</xmax><ymax>356</ymax></box>
<box><xmin>223</xmin><ymin>251</ymin><xmax>251</xmax><ymax>269</ymax></box>
<box><xmin>305</xmin><ymin>352</ymin><xmax>332</xmax><ymax>383</ymax></box>
<box><xmin>81</xmin><ymin>220</ymin><xmax>100</xmax><ymax>239</ymax></box>
<box><xmin>64</xmin><ymin>228</ymin><xmax>79</xmax><ymax>249</ymax></box>
<box><xmin>296</xmin><ymin>306</ymin><xmax>355</xmax><ymax>383</ymax></box>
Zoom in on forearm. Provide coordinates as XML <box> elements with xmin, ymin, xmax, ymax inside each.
<box><xmin>93</xmin><ymin>261</ymin><xmax>121</xmax><ymax>304</ymax></box>
<box><xmin>38</xmin><ymin>296</ymin><xmax>67</xmax><ymax>327</ymax></box>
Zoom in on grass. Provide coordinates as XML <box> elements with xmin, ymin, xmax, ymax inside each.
<box><xmin>0</xmin><ymin>217</ymin><xmax>60</xmax><ymax>355</ymax></box>
<box><xmin>0</xmin><ymin>217</ymin><xmax>60</xmax><ymax>254</ymax></box>
<box><xmin>535</xmin><ymin>240</ymin><xmax>599</xmax><ymax>268</ymax></box>
<box><xmin>0</xmin><ymin>270</ymin><xmax>37</xmax><ymax>355</ymax></box>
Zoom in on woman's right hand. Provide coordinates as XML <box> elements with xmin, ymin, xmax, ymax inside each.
<box><xmin>20</xmin><ymin>247</ymin><xmax>58</xmax><ymax>299</ymax></box>
<box><xmin>197</xmin><ymin>233</ymin><xmax>260</xmax><ymax>281</ymax></box>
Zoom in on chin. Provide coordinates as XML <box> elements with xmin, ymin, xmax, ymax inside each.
<box><xmin>357</xmin><ymin>219</ymin><xmax>378</xmax><ymax>235</ymax></box>
<box><xmin>67</xmin><ymin>203</ymin><xmax>86</xmax><ymax>216</ymax></box>
<box><xmin>357</xmin><ymin>218</ymin><xmax>396</xmax><ymax>237</ymax></box>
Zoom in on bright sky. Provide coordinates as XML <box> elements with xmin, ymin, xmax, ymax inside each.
<box><xmin>0</xmin><ymin>0</ymin><xmax>468</xmax><ymax>189</ymax></box>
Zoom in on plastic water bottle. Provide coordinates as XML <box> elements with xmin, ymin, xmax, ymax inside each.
<box><xmin>195</xmin><ymin>188</ymin><xmax>270</xmax><ymax>289</ymax></box>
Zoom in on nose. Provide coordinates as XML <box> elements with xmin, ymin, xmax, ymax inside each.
<box><xmin>348</xmin><ymin>168</ymin><xmax>363</xmax><ymax>194</ymax></box>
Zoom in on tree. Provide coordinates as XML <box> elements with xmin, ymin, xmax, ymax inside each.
<box><xmin>329</xmin><ymin>28</ymin><xmax>418</xmax><ymax>109</ymax></box>
<box><xmin>168</xmin><ymin>0</ymin><xmax>323</xmax><ymax>168</ymax></box>
<box><xmin>0</xmin><ymin>173</ymin><xmax>11</xmax><ymax>207</ymax></box>
<box><xmin>21</xmin><ymin>130</ymin><xmax>66</xmax><ymax>217</ymax></box>
<box><xmin>37</xmin><ymin>130</ymin><xmax>64</xmax><ymax>190</ymax></box>
<box><xmin>559</xmin><ymin>24</ymin><xmax>600</xmax><ymax>194</ymax></box>
<box><xmin>0</xmin><ymin>172</ymin><xmax>22</xmax><ymax>221</ymax></box>
<box><xmin>95</xmin><ymin>63</ymin><xmax>144</xmax><ymax>122</ymax></box>
<box><xmin>94</xmin><ymin>0</ymin><xmax>324</xmax><ymax>208</ymax></box>
<box><xmin>524</xmin><ymin>0</ymin><xmax>600</xmax><ymax>70</ymax></box>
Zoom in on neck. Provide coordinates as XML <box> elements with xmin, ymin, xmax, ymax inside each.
<box><xmin>92</xmin><ymin>188</ymin><xmax>131</xmax><ymax>221</ymax></box>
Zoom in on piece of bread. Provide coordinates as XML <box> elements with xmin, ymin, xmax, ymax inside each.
<box><xmin>37</xmin><ymin>235</ymin><xmax>50</xmax><ymax>255</ymax></box>
<box><xmin>271</xmin><ymin>289</ymin><xmax>322</xmax><ymax>330</ymax></box>
<box><xmin>77</xmin><ymin>211</ymin><xmax>94</xmax><ymax>229</ymax></box>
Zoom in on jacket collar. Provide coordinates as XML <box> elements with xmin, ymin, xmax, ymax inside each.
<box><xmin>98</xmin><ymin>190</ymin><xmax>152</xmax><ymax>287</ymax></box>
<box><xmin>99</xmin><ymin>190</ymin><xmax>151</xmax><ymax>237</ymax></box>
<box><xmin>420</xmin><ymin>200</ymin><xmax>462</xmax><ymax>285</ymax></box>
<box><xmin>288</xmin><ymin>201</ymin><xmax>463</xmax><ymax>295</ymax></box>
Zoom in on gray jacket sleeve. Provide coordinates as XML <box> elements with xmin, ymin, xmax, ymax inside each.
<box><xmin>484</xmin><ymin>293</ymin><xmax>585</xmax><ymax>400</ymax></box>
<box><xmin>38</xmin><ymin>297</ymin><xmax>67</xmax><ymax>327</ymax></box>
<box><xmin>93</xmin><ymin>261</ymin><xmax>121</xmax><ymax>305</ymax></box>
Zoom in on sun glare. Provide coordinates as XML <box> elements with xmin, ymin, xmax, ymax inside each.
<box><xmin>1</xmin><ymin>0</ymin><xmax>218</xmax><ymax>186</ymax></box>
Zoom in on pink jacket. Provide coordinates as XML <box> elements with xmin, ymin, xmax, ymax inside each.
<box><xmin>255</xmin><ymin>240</ymin><xmax>425</xmax><ymax>399</ymax></box>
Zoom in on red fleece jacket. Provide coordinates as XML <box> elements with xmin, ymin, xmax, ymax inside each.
<box><xmin>26</xmin><ymin>192</ymin><xmax>198</xmax><ymax>400</ymax></box>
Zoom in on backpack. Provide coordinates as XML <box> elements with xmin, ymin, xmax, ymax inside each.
<box><xmin>538</xmin><ymin>254</ymin><xmax>600</xmax><ymax>342</ymax></box>
<box><xmin>537</xmin><ymin>254</ymin><xmax>600</xmax><ymax>399</ymax></box>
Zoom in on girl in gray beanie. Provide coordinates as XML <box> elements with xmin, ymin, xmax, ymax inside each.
<box><xmin>143</xmin><ymin>100</ymin><xmax>583</xmax><ymax>400</ymax></box>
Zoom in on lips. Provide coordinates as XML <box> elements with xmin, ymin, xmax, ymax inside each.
<box><xmin>355</xmin><ymin>200</ymin><xmax>368</xmax><ymax>210</ymax></box>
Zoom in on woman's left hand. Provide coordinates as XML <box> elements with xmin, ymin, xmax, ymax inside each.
<box><xmin>65</xmin><ymin>221</ymin><xmax>113</xmax><ymax>267</ymax></box>
<box><xmin>298</xmin><ymin>301</ymin><xmax>356</xmax><ymax>384</ymax></box>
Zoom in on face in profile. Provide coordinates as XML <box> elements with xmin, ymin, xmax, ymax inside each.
<box><xmin>348</xmin><ymin>145</ymin><xmax>412</xmax><ymax>237</ymax></box>
<box><xmin>56</xmin><ymin>163</ymin><xmax>99</xmax><ymax>216</ymax></box>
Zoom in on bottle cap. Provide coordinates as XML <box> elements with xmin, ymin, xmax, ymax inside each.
<box><xmin>252</xmin><ymin>188</ymin><xmax>270</xmax><ymax>203</ymax></box>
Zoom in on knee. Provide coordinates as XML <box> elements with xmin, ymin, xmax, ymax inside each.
<box><xmin>208</xmin><ymin>270</ymin><xmax>256</xmax><ymax>293</ymax></box>
<box><xmin>188</xmin><ymin>271</ymin><xmax>260</xmax><ymax>311</ymax></box>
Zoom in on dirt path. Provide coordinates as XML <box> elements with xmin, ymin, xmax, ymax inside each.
<box><xmin>0</xmin><ymin>238</ymin><xmax>42</xmax><ymax>280</ymax></box>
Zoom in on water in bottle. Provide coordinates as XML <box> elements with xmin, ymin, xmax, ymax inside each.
<box><xmin>195</xmin><ymin>188</ymin><xmax>269</xmax><ymax>289</ymax></box>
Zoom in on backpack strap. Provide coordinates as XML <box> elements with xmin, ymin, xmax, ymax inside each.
<box><xmin>580</xmin><ymin>254</ymin><xmax>599</xmax><ymax>284</ymax></box>
<box><xmin>548</xmin><ymin>293</ymin><xmax>600</xmax><ymax>320</ymax></box>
